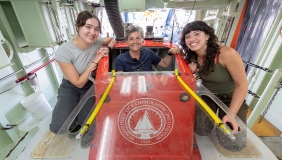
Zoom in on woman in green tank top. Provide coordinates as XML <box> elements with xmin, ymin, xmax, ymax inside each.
<box><xmin>179</xmin><ymin>21</ymin><xmax>248</xmax><ymax>135</ymax></box>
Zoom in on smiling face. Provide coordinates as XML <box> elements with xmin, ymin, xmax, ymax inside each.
<box><xmin>185</xmin><ymin>30</ymin><xmax>209</xmax><ymax>52</ymax></box>
<box><xmin>77</xmin><ymin>18</ymin><xmax>100</xmax><ymax>45</ymax></box>
<box><xmin>126</xmin><ymin>31</ymin><xmax>143</xmax><ymax>52</ymax></box>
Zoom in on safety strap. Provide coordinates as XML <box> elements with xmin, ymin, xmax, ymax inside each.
<box><xmin>174</xmin><ymin>69</ymin><xmax>235</xmax><ymax>141</ymax></box>
<box><xmin>76</xmin><ymin>70</ymin><xmax>116</xmax><ymax>140</ymax></box>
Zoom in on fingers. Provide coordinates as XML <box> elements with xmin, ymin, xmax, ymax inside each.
<box><xmin>95</xmin><ymin>48</ymin><xmax>109</xmax><ymax>57</ymax></box>
<box><xmin>229</xmin><ymin>121</ymin><xmax>239</xmax><ymax>134</ymax></box>
<box><xmin>172</xmin><ymin>48</ymin><xmax>180</xmax><ymax>54</ymax></box>
<box><xmin>93</xmin><ymin>49</ymin><xmax>108</xmax><ymax>63</ymax></box>
<box><xmin>232</xmin><ymin>126</ymin><xmax>239</xmax><ymax>134</ymax></box>
<box><xmin>168</xmin><ymin>47</ymin><xmax>180</xmax><ymax>54</ymax></box>
<box><xmin>174</xmin><ymin>46</ymin><xmax>180</xmax><ymax>52</ymax></box>
<box><xmin>176</xmin><ymin>48</ymin><xmax>180</xmax><ymax>53</ymax></box>
<box><xmin>222</xmin><ymin>115</ymin><xmax>239</xmax><ymax>134</ymax></box>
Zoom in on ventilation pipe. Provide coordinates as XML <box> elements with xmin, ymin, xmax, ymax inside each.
<box><xmin>104</xmin><ymin>0</ymin><xmax>124</xmax><ymax>38</ymax></box>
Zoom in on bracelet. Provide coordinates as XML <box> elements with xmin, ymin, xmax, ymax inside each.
<box><xmin>106</xmin><ymin>46</ymin><xmax>112</xmax><ymax>52</ymax></box>
<box><xmin>167</xmin><ymin>52</ymin><xmax>173</xmax><ymax>56</ymax></box>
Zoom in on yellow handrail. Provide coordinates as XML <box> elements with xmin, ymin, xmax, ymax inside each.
<box><xmin>174</xmin><ymin>69</ymin><xmax>235</xmax><ymax>141</ymax></box>
<box><xmin>76</xmin><ymin>70</ymin><xmax>116</xmax><ymax>139</ymax></box>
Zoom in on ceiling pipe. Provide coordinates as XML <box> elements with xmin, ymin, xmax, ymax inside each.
<box><xmin>104</xmin><ymin>0</ymin><xmax>124</xmax><ymax>38</ymax></box>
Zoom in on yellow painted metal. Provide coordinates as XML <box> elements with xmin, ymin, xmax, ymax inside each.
<box><xmin>174</xmin><ymin>69</ymin><xmax>235</xmax><ymax>140</ymax></box>
<box><xmin>76</xmin><ymin>70</ymin><xmax>116</xmax><ymax>139</ymax></box>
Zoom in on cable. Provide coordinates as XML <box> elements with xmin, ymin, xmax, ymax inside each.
<box><xmin>187</xmin><ymin>0</ymin><xmax>196</xmax><ymax>23</ymax></box>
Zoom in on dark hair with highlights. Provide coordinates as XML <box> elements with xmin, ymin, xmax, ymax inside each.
<box><xmin>179</xmin><ymin>21</ymin><xmax>220</xmax><ymax>75</ymax></box>
<box><xmin>75</xmin><ymin>10</ymin><xmax>101</xmax><ymax>33</ymax></box>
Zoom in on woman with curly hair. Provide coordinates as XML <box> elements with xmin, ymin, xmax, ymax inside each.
<box><xmin>180</xmin><ymin>21</ymin><xmax>248</xmax><ymax>138</ymax></box>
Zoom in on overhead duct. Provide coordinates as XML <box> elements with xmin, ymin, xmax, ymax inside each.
<box><xmin>104</xmin><ymin>0</ymin><xmax>124</xmax><ymax>38</ymax></box>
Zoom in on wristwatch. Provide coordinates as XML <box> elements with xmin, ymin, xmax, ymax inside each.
<box><xmin>167</xmin><ymin>52</ymin><xmax>173</xmax><ymax>56</ymax></box>
<box><xmin>106</xmin><ymin>46</ymin><xmax>112</xmax><ymax>52</ymax></box>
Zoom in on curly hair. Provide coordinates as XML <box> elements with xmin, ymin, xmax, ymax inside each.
<box><xmin>179</xmin><ymin>21</ymin><xmax>220</xmax><ymax>75</ymax></box>
<box><xmin>75</xmin><ymin>10</ymin><xmax>101</xmax><ymax>34</ymax></box>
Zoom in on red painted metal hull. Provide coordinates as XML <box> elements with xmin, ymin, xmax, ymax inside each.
<box><xmin>89</xmin><ymin>41</ymin><xmax>201</xmax><ymax>160</ymax></box>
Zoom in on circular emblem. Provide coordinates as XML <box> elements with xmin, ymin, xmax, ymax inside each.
<box><xmin>118</xmin><ymin>98</ymin><xmax>174</xmax><ymax>145</ymax></box>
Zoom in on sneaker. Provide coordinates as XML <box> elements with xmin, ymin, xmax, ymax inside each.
<box><xmin>81</xmin><ymin>122</ymin><xmax>96</xmax><ymax>148</ymax></box>
<box><xmin>68</xmin><ymin>124</ymin><xmax>81</xmax><ymax>139</ymax></box>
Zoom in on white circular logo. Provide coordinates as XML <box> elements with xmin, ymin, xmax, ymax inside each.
<box><xmin>118</xmin><ymin>98</ymin><xmax>174</xmax><ymax>145</ymax></box>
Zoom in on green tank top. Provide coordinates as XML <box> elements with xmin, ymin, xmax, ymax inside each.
<box><xmin>199</xmin><ymin>62</ymin><xmax>235</xmax><ymax>94</ymax></box>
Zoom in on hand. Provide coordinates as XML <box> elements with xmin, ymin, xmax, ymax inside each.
<box><xmin>168</xmin><ymin>47</ymin><xmax>181</xmax><ymax>54</ymax></box>
<box><xmin>95</xmin><ymin>46</ymin><xmax>110</xmax><ymax>57</ymax></box>
<box><xmin>222</xmin><ymin>114</ymin><xmax>239</xmax><ymax>134</ymax></box>
<box><xmin>188</xmin><ymin>62</ymin><xmax>198</xmax><ymax>73</ymax></box>
<box><xmin>92</xmin><ymin>50</ymin><xmax>104</xmax><ymax>63</ymax></box>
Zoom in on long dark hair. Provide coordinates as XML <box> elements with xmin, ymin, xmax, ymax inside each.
<box><xmin>179</xmin><ymin>21</ymin><xmax>220</xmax><ymax>75</ymax></box>
<box><xmin>75</xmin><ymin>10</ymin><xmax>101</xmax><ymax>33</ymax></box>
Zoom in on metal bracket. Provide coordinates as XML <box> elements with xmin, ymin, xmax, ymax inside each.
<box><xmin>1</xmin><ymin>124</ymin><xmax>17</xmax><ymax>130</ymax></box>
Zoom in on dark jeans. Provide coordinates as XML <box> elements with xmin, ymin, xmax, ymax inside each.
<box><xmin>50</xmin><ymin>79</ymin><xmax>94</xmax><ymax>134</ymax></box>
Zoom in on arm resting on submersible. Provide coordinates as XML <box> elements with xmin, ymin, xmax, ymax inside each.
<box><xmin>174</xmin><ymin>69</ymin><xmax>236</xmax><ymax>141</ymax></box>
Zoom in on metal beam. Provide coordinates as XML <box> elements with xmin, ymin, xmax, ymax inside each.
<box><xmin>167</xmin><ymin>0</ymin><xmax>230</xmax><ymax>10</ymax></box>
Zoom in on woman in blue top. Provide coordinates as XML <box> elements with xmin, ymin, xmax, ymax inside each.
<box><xmin>115</xmin><ymin>25</ymin><xmax>178</xmax><ymax>72</ymax></box>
